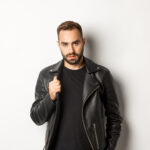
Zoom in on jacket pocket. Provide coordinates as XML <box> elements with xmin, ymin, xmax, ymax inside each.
<box><xmin>93</xmin><ymin>123</ymin><xmax>99</xmax><ymax>149</ymax></box>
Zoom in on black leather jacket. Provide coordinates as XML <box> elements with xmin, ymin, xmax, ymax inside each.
<box><xmin>30</xmin><ymin>56</ymin><xmax>122</xmax><ymax>150</ymax></box>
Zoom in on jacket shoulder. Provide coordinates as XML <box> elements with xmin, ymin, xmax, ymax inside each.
<box><xmin>38</xmin><ymin>60</ymin><xmax>62</xmax><ymax>76</ymax></box>
<box><xmin>96</xmin><ymin>64</ymin><xmax>111</xmax><ymax>81</ymax></box>
<box><xmin>87</xmin><ymin>57</ymin><xmax>110</xmax><ymax>73</ymax></box>
<box><xmin>86</xmin><ymin>57</ymin><xmax>111</xmax><ymax>80</ymax></box>
<box><xmin>97</xmin><ymin>64</ymin><xmax>110</xmax><ymax>72</ymax></box>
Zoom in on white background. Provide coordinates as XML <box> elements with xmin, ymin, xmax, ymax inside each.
<box><xmin>0</xmin><ymin>0</ymin><xmax>150</xmax><ymax>150</ymax></box>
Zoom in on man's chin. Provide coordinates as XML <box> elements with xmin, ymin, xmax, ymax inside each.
<box><xmin>64</xmin><ymin>58</ymin><xmax>79</xmax><ymax>65</ymax></box>
<box><xmin>67</xmin><ymin>60</ymin><xmax>78</xmax><ymax>65</ymax></box>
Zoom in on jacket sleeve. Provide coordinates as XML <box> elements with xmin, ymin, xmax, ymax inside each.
<box><xmin>30</xmin><ymin>71</ymin><xmax>56</xmax><ymax>126</ymax></box>
<box><xmin>102</xmin><ymin>69</ymin><xmax>123</xmax><ymax>150</ymax></box>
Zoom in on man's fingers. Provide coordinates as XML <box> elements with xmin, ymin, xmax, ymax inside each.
<box><xmin>50</xmin><ymin>80</ymin><xmax>60</xmax><ymax>86</ymax></box>
<box><xmin>49</xmin><ymin>82</ymin><xmax>61</xmax><ymax>89</ymax></box>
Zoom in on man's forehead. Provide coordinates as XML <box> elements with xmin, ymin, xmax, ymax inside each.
<box><xmin>59</xmin><ymin>31</ymin><xmax>82</xmax><ymax>43</ymax></box>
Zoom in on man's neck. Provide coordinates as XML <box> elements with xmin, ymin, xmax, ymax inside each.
<box><xmin>64</xmin><ymin>56</ymin><xmax>85</xmax><ymax>70</ymax></box>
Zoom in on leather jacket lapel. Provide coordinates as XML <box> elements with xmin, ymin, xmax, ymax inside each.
<box><xmin>82</xmin><ymin>72</ymin><xmax>100</xmax><ymax>104</ymax></box>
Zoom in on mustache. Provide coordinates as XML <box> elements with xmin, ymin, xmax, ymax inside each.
<box><xmin>66</xmin><ymin>53</ymin><xmax>79</xmax><ymax>57</ymax></box>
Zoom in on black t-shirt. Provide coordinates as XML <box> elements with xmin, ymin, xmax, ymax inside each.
<box><xmin>53</xmin><ymin>65</ymin><xmax>91</xmax><ymax>150</ymax></box>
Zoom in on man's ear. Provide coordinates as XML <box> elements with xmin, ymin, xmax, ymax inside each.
<box><xmin>83</xmin><ymin>38</ymin><xmax>86</xmax><ymax>45</ymax></box>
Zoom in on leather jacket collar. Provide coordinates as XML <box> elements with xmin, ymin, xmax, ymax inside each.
<box><xmin>48</xmin><ymin>56</ymin><xmax>102</xmax><ymax>74</ymax></box>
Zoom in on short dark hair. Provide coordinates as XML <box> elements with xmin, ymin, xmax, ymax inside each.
<box><xmin>57</xmin><ymin>21</ymin><xmax>83</xmax><ymax>38</ymax></box>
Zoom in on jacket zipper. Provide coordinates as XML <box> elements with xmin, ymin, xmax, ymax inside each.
<box><xmin>93</xmin><ymin>123</ymin><xmax>99</xmax><ymax>149</ymax></box>
<box><xmin>82</xmin><ymin>85</ymin><xmax>100</xmax><ymax>150</ymax></box>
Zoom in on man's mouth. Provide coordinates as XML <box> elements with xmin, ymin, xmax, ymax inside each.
<box><xmin>68</xmin><ymin>55</ymin><xmax>76</xmax><ymax>58</ymax></box>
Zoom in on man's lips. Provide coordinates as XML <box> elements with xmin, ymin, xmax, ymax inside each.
<box><xmin>68</xmin><ymin>55</ymin><xmax>76</xmax><ymax>58</ymax></box>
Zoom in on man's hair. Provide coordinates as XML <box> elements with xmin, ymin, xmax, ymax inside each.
<box><xmin>57</xmin><ymin>21</ymin><xmax>83</xmax><ymax>38</ymax></box>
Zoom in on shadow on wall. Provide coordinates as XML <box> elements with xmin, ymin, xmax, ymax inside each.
<box><xmin>85</xmin><ymin>35</ymin><xmax>130</xmax><ymax>150</ymax></box>
<box><xmin>114</xmin><ymin>79</ymin><xmax>130</xmax><ymax>150</ymax></box>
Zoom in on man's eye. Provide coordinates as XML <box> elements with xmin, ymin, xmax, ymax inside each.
<box><xmin>62</xmin><ymin>43</ymin><xmax>67</xmax><ymax>46</ymax></box>
<box><xmin>74</xmin><ymin>42</ymin><xmax>79</xmax><ymax>45</ymax></box>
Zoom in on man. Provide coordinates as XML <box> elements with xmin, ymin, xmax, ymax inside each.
<box><xmin>30</xmin><ymin>21</ymin><xmax>122</xmax><ymax>150</ymax></box>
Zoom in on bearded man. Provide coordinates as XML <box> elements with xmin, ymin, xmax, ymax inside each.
<box><xmin>30</xmin><ymin>20</ymin><xmax>122</xmax><ymax>150</ymax></box>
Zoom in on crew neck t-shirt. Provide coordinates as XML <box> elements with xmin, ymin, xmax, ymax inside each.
<box><xmin>53</xmin><ymin>65</ymin><xmax>91</xmax><ymax>150</ymax></box>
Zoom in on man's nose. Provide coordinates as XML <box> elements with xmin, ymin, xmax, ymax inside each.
<box><xmin>68</xmin><ymin>44</ymin><xmax>74</xmax><ymax>53</ymax></box>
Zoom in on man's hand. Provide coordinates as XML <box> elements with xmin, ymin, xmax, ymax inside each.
<box><xmin>49</xmin><ymin>76</ymin><xmax>61</xmax><ymax>101</ymax></box>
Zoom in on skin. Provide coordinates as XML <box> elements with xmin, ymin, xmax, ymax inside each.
<box><xmin>49</xmin><ymin>28</ymin><xmax>86</xmax><ymax>100</ymax></box>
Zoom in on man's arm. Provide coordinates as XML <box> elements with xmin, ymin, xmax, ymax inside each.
<box><xmin>102</xmin><ymin>69</ymin><xmax>123</xmax><ymax>150</ymax></box>
<box><xmin>30</xmin><ymin>71</ymin><xmax>56</xmax><ymax>126</ymax></box>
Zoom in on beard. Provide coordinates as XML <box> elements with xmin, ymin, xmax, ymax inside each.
<box><xmin>61</xmin><ymin>48</ymin><xmax>84</xmax><ymax>65</ymax></box>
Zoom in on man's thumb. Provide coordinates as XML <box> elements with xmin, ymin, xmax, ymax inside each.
<box><xmin>53</xmin><ymin>75</ymin><xmax>57</xmax><ymax>80</ymax></box>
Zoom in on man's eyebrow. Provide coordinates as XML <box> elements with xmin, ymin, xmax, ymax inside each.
<box><xmin>61</xmin><ymin>41</ymin><xmax>68</xmax><ymax>44</ymax></box>
<box><xmin>72</xmin><ymin>40</ymin><xmax>80</xmax><ymax>43</ymax></box>
<box><xmin>60</xmin><ymin>40</ymin><xmax>81</xmax><ymax>44</ymax></box>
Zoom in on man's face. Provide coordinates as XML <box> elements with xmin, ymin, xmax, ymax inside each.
<box><xmin>57</xmin><ymin>28</ymin><xmax>85</xmax><ymax>65</ymax></box>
